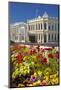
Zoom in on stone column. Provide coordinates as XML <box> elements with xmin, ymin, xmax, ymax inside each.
<box><xmin>50</xmin><ymin>33</ymin><xmax>52</xmax><ymax>42</ymax></box>
<box><xmin>42</xmin><ymin>22</ymin><xmax>44</xmax><ymax>30</ymax></box>
<box><xmin>47</xmin><ymin>22</ymin><xmax>48</xmax><ymax>30</ymax></box>
<box><xmin>53</xmin><ymin>33</ymin><xmax>55</xmax><ymax>42</ymax></box>
<box><xmin>37</xmin><ymin>34</ymin><xmax>39</xmax><ymax>43</ymax></box>
<box><xmin>42</xmin><ymin>33</ymin><xmax>44</xmax><ymax>43</ymax></box>
<box><xmin>40</xmin><ymin>34</ymin><xmax>41</xmax><ymax>43</ymax></box>
<box><xmin>26</xmin><ymin>24</ymin><xmax>29</xmax><ymax>42</ymax></box>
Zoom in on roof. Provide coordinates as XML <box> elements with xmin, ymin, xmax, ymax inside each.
<box><xmin>42</xmin><ymin>12</ymin><xmax>48</xmax><ymax>18</ymax></box>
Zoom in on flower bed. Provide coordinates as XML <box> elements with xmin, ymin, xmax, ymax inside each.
<box><xmin>10</xmin><ymin>44</ymin><xmax>59</xmax><ymax>87</ymax></box>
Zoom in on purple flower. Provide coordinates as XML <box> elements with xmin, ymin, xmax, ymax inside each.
<box><xmin>31</xmin><ymin>76</ymin><xmax>36</xmax><ymax>82</ymax></box>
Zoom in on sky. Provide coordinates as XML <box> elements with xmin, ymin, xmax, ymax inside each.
<box><xmin>9</xmin><ymin>2</ymin><xmax>59</xmax><ymax>24</ymax></box>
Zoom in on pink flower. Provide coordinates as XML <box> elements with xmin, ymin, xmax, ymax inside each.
<box><xmin>40</xmin><ymin>80</ymin><xmax>46</xmax><ymax>86</ymax></box>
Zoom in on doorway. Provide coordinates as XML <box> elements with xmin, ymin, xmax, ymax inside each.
<box><xmin>29</xmin><ymin>35</ymin><xmax>36</xmax><ymax>43</ymax></box>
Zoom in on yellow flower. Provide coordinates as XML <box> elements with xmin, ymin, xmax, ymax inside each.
<box><xmin>23</xmin><ymin>56</ymin><xmax>27</xmax><ymax>61</ymax></box>
<box><xmin>50</xmin><ymin>75</ymin><xmax>54</xmax><ymax>79</ymax></box>
<box><xmin>18</xmin><ymin>84</ymin><xmax>24</xmax><ymax>87</ymax></box>
<box><xmin>24</xmin><ymin>70</ymin><xmax>28</xmax><ymax>74</ymax></box>
<box><xmin>50</xmin><ymin>77</ymin><xmax>59</xmax><ymax>85</ymax></box>
<box><xmin>50</xmin><ymin>73</ymin><xmax>58</xmax><ymax>79</ymax></box>
<box><xmin>44</xmin><ymin>67</ymin><xmax>51</xmax><ymax>73</ymax></box>
<box><xmin>28</xmin><ymin>84</ymin><xmax>33</xmax><ymax>86</ymax></box>
<box><xmin>45</xmin><ymin>72</ymin><xmax>49</xmax><ymax>75</ymax></box>
<box><xmin>24</xmin><ymin>47</ymin><xmax>29</xmax><ymax>52</ymax></box>
<box><xmin>32</xmin><ymin>55</ymin><xmax>36</xmax><ymax>59</ymax></box>
<box><xmin>16</xmin><ymin>63</ymin><xmax>18</xmax><ymax>67</ymax></box>
<box><xmin>27</xmin><ymin>70</ymin><xmax>30</xmax><ymax>74</ymax></box>
<box><xmin>32</xmin><ymin>82</ymin><xmax>37</xmax><ymax>86</ymax></box>
<box><xmin>44</xmin><ymin>75</ymin><xmax>49</xmax><ymax>81</ymax></box>
<box><xmin>11</xmin><ymin>57</ymin><xmax>16</xmax><ymax>62</ymax></box>
<box><xmin>12</xmin><ymin>72</ymin><xmax>15</xmax><ymax>79</ymax></box>
<box><xmin>23</xmin><ymin>66</ymin><xmax>26</xmax><ymax>70</ymax></box>
<box><xmin>55</xmin><ymin>78</ymin><xmax>59</xmax><ymax>84</ymax></box>
<box><xmin>36</xmin><ymin>80</ymin><xmax>41</xmax><ymax>84</ymax></box>
<box><xmin>38</xmin><ymin>70</ymin><xmax>42</xmax><ymax>76</ymax></box>
<box><xmin>34</xmin><ymin>72</ymin><xmax>37</xmax><ymax>76</ymax></box>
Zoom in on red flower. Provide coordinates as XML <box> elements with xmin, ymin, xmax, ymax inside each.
<box><xmin>41</xmin><ymin>48</ymin><xmax>52</xmax><ymax>52</ymax></box>
<box><xmin>41</xmin><ymin>58</ymin><xmax>47</xmax><ymax>63</ymax></box>
<box><xmin>34</xmin><ymin>62</ymin><xmax>37</xmax><ymax>64</ymax></box>
<box><xmin>37</xmin><ymin>54</ymin><xmax>42</xmax><ymax>60</ymax></box>
<box><xmin>16</xmin><ymin>53</ymin><xmax>22</xmax><ymax>64</ymax></box>
<box><xmin>36</xmin><ymin>46</ymin><xmax>40</xmax><ymax>51</ymax></box>
<box><xmin>55</xmin><ymin>51</ymin><xmax>59</xmax><ymax>59</ymax></box>
<box><xmin>30</xmin><ymin>49</ymin><xmax>36</xmax><ymax>55</ymax></box>
<box><xmin>48</xmin><ymin>53</ymin><xmax>54</xmax><ymax>58</ymax></box>
<box><xmin>32</xmin><ymin>49</ymin><xmax>36</xmax><ymax>53</ymax></box>
<box><xmin>29</xmin><ymin>50</ymin><xmax>33</xmax><ymax>55</ymax></box>
<box><xmin>41</xmin><ymin>49</ymin><xmax>44</xmax><ymax>53</ymax></box>
<box><xmin>47</xmin><ymin>48</ymin><xmax>52</xmax><ymax>51</ymax></box>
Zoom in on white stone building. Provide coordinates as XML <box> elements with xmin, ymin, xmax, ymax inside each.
<box><xmin>10</xmin><ymin>12</ymin><xmax>59</xmax><ymax>44</ymax></box>
<box><xmin>27</xmin><ymin>12</ymin><xmax>59</xmax><ymax>44</ymax></box>
<box><xmin>10</xmin><ymin>22</ymin><xmax>28</xmax><ymax>43</ymax></box>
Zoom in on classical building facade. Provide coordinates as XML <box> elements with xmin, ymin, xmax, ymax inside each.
<box><xmin>10</xmin><ymin>22</ymin><xmax>28</xmax><ymax>42</ymax></box>
<box><xmin>27</xmin><ymin>12</ymin><xmax>59</xmax><ymax>44</ymax></box>
<box><xmin>10</xmin><ymin>12</ymin><xmax>59</xmax><ymax>44</ymax></box>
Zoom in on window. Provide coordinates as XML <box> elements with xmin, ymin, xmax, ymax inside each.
<box><xmin>31</xmin><ymin>25</ymin><xmax>33</xmax><ymax>30</ymax></box>
<box><xmin>52</xmin><ymin>24</ymin><xmax>54</xmax><ymax>30</ymax></box>
<box><xmin>21</xmin><ymin>35</ymin><xmax>24</xmax><ymax>40</ymax></box>
<box><xmin>55</xmin><ymin>34</ymin><xmax>56</xmax><ymax>41</ymax></box>
<box><xmin>41</xmin><ymin>23</ymin><xmax>42</xmax><ymax>29</ymax></box>
<box><xmin>52</xmin><ymin>34</ymin><xmax>53</xmax><ymax>40</ymax></box>
<box><xmin>36</xmin><ymin>24</ymin><xmax>37</xmax><ymax>30</ymax></box>
<box><xmin>44</xmin><ymin>23</ymin><xmax>47</xmax><ymax>29</ymax></box>
<box><xmin>55</xmin><ymin>23</ymin><xmax>57</xmax><ymax>30</ymax></box>
<box><xmin>15</xmin><ymin>36</ymin><xmax>18</xmax><ymax>40</ymax></box>
<box><xmin>30</xmin><ymin>25</ymin><xmax>32</xmax><ymax>30</ymax></box>
<box><xmin>48</xmin><ymin>25</ymin><xmax>50</xmax><ymax>30</ymax></box>
<box><xmin>32</xmin><ymin>25</ymin><xmax>34</xmax><ymax>30</ymax></box>
<box><xmin>48</xmin><ymin>34</ymin><xmax>50</xmax><ymax>41</ymax></box>
<box><xmin>38</xmin><ymin>24</ymin><xmax>40</xmax><ymax>30</ymax></box>
<box><xmin>39</xmin><ymin>34</ymin><xmax>40</xmax><ymax>40</ymax></box>
<box><xmin>28</xmin><ymin>25</ymin><xmax>30</xmax><ymax>30</ymax></box>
